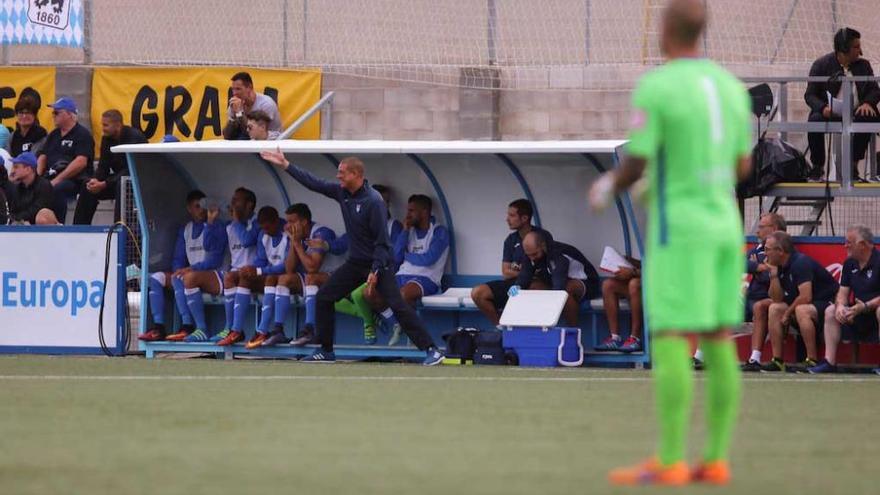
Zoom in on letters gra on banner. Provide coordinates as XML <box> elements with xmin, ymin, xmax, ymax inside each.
<box><xmin>91</xmin><ymin>67</ymin><xmax>322</xmax><ymax>154</ymax></box>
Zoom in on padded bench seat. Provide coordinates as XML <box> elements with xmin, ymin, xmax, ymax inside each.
<box><xmin>588</xmin><ymin>298</ymin><xmax>629</xmax><ymax>311</ymax></box>
<box><xmin>421</xmin><ymin>287</ymin><xmax>478</xmax><ymax>309</ymax></box>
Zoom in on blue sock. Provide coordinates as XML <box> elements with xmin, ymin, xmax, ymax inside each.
<box><xmin>232</xmin><ymin>288</ymin><xmax>252</xmax><ymax>331</ymax></box>
<box><xmin>304</xmin><ymin>285</ymin><xmax>318</xmax><ymax>327</ymax></box>
<box><xmin>274</xmin><ymin>285</ymin><xmax>291</xmax><ymax>326</ymax></box>
<box><xmin>379</xmin><ymin>307</ymin><xmax>398</xmax><ymax>327</ymax></box>
<box><xmin>185</xmin><ymin>288</ymin><xmax>207</xmax><ymax>330</ymax></box>
<box><xmin>172</xmin><ymin>276</ymin><xmax>193</xmax><ymax>326</ymax></box>
<box><xmin>257</xmin><ymin>287</ymin><xmax>276</xmax><ymax>334</ymax></box>
<box><xmin>224</xmin><ymin>288</ymin><xmax>236</xmax><ymax>329</ymax></box>
<box><xmin>148</xmin><ymin>274</ymin><xmax>165</xmax><ymax>325</ymax></box>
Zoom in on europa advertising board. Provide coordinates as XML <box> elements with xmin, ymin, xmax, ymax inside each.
<box><xmin>0</xmin><ymin>227</ymin><xmax>125</xmax><ymax>354</ymax></box>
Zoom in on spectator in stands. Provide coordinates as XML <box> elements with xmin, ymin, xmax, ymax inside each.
<box><xmin>223</xmin><ymin>72</ymin><xmax>281</xmax><ymax>140</ymax></box>
<box><xmin>470</xmin><ymin>199</ymin><xmax>553</xmax><ymax>327</ymax></box>
<box><xmin>741</xmin><ymin>213</ymin><xmax>787</xmax><ymax>371</ymax></box>
<box><xmin>8</xmin><ymin>152</ymin><xmax>53</xmax><ymax>225</ymax></box>
<box><xmin>0</xmin><ymin>187</ymin><xmax>7</xmax><ymax>225</ymax></box>
<box><xmin>510</xmin><ymin>230</ymin><xmax>600</xmax><ymax>328</ymax></box>
<box><xmin>0</xmin><ymin>147</ymin><xmax>15</xmax><ymax>206</ymax></box>
<box><xmin>804</xmin><ymin>28</ymin><xmax>880</xmax><ymax>181</ymax></box>
<box><xmin>36</xmin><ymin>97</ymin><xmax>95</xmax><ymax>224</ymax></box>
<box><xmin>763</xmin><ymin>231</ymin><xmax>839</xmax><ymax>371</ymax></box>
<box><xmin>362</xmin><ymin>194</ymin><xmax>450</xmax><ymax>345</ymax></box>
<box><xmin>8</xmin><ymin>94</ymin><xmax>47</xmax><ymax>156</ymax></box>
<box><xmin>333</xmin><ymin>183</ymin><xmax>402</xmax><ymax>344</ymax></box>
<box><xmin>210</xmin><ymin>187</ymin><xmax>260</xmax><ymax>345</ymax></box>
<box><xmin>139</xmin><ymin>190</ymin><xmax>226</xmax><ymax>342</ymax></box>
<box><xmin>259</xmin><ymin>148</ymin><xmax>445</xmax><ymax>365</ymax></box>
<box><xmin>809</xmin><ymin>225</ymin><xmax>880</xmax><ymax>373</ymax></box>
<box><xmin>275</xmin><ymin>203</ymin><xmax>339</xmax><ymax>347</ymax></box>
<box><xmin>220</xmin><ymin>206</ymin><xmax>290</xmax><ymax>347</ymax></box>
<box><xmin>595</xmin><ymin>256</ymin><xmax>643</xmax><ymax>353</ymax></box>
<box><xmin>73</xmin><ymin>109</ymin><xmax>147</xmax><ymax>225</ymax></box>
<box><xmin>34</xmin><ymin>208</ymin><xmax>62</xmax><ymax>226</ymax></box>
<box><xmin>246</xmin><ymin>110</ymin><xmax>280</xmax><ymax>140</ymax></box>
<box><xmin>0</xmin><ymin>124</ymin><xmax>9</xmax><ymax>151</ymax></box>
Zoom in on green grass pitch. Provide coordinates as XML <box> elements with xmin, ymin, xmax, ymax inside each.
<box><xmin>0</xmin><ymin>355</ymin><xmax>876</xmax><ymax>494</ymax></box>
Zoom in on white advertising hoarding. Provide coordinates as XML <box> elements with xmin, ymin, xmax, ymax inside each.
<box><xmin>0</xmin><ymin>227</ymin><xmax>124</xmax><ymax>353</ymax></box>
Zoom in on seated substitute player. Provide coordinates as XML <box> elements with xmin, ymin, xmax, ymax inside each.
<box><xmin>741</xmin><ymin>213</ymin><xmax>787</xmax><ymax>371</ymax></box>
<box><xmin>179</xmin><ymin>187</ymin><xmax>259</xmax><ymax>343</ymax></box>
<box><xmin>508</xmin><ymin>231</ymin><xmax>600</xmax><ymax>328</ymax></box>
<box><xmin>272</xmin><ymin>203</ymin><xmax>340</xmax><ymax>347</ymax></box>
<box><xmin>470</xmin><ymin>199</ymin><xmax>552</xmax><ymax>327</ymax></box>
<box><xmin>595</xmin><ymin>257</ymin><xmax>643</xmax><ymax>353</ymax></box>
<box><xmin>211</xmin><ymin>187</ymin><xmax>260</xmax><ymax>343</ymax></box>
<box><xmin>362</xmin><ymin>194</ymin><xmax>450</xmax><ymax>345</ymax></box>
<box><xmin>809</xmin><ymin>225</ymin><xmax>880</xmax><ymax>373</ymax></box>
<box><xmin>589</xmin><ymin>0</ymin><xmax>752</xmax><ymax>485</ymax></box>
<box><xmin>218</xmin><ymin>206</ymin><xmax>289</xmax><ymax>347</ymax></box>
<box><xmin>139</xmin><ymin>190</ymin><xmax>226</xmax><ymax>341</ymax></box>
<box><xmin>763</xmin><ymin>231</ymin><xmax>839</xmax><ymax>372</ymax></box>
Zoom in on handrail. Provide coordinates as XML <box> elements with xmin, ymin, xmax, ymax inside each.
<box><xmin>276</xmin><ymin>91</ymin><xmax>335</xmax><ymax>141</ymax></box>
<box><xmin>743</xmin><ymin>75</ymin><xmax>880</xmax><ymax>191</ymax></box>
<box><xmin>741</xmin><ymin>76</ymin><xmax>880</xmax><ymax>83</ymax></box>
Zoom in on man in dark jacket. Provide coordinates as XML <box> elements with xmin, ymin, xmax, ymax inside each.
<box><xmin>73</xmin><ymin>109</ymin><xmax>147</xmax><ymax>224</ymax></box>
<box><xmin>514</xmin><ymin>231</ymin><xmax>601</xmax><ymax>328</ymax></box>
<box><xmin>9</xmin><ymin>152</ymin><xmax>54</xmax><ymax>224</ymax></box>
<box><xmin>804</xmin><ymin>28</ymin><xmax>880</xmax><ymax>181</ymax></box>
<box><xmin>259</xmin><ymin>148</ymin><xmax>444</xmax><ymax>365</ymax></box>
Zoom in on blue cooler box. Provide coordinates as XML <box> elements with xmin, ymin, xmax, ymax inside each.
<box><xmin>502</xmin><ymin>327</ymin><xmax>584</xmax><ymax>367</ymax></box>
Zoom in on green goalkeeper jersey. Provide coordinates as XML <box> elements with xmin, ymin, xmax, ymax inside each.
<box><xmin>627</xmin><ymin>58</ymin><xmax>752</xmax><ymax>247</ymax></box>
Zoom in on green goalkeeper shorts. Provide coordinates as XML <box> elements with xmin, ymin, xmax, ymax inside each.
<box><xmin>644</xmin><ymin>235</ymin><xmax>744</xmax><ymax>333</ymax></box>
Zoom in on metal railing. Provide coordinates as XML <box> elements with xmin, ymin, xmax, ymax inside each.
<box><xmin>277</xmin><ymin>91</ymin><xmax>336</xmax><ymax>141</ymax></box>
<box><xmin>741</xmin><ymin>75</ymin><xmax>880</xmax><ymax>195</ymax></box>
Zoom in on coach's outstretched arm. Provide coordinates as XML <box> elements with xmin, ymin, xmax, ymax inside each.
<box><xmin>260</xmin><ymin>148</ymin><xmax>340</xmax><ymax>198</ymax></box>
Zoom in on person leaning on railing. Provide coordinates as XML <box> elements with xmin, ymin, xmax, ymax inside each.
<box><xmin>804</xmin><ymin>27</ymin><xmax>880</xmax><ymax>182</ymax></box>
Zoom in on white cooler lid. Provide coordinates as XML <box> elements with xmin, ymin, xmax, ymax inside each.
<box><xmin>499</xmin><ymin>290</ymin><xmax>567</xmax><ymax>327</ymax></box>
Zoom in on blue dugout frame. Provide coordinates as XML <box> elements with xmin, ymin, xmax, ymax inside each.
<box><xmin>124</xmin><ymin>145</ymin><xmax>637</xmax><ymax>339</ymax></box>
<box><xmin>0</xmin><ymin>225</ymin><xmax>127</xmax><ymax>355</ymax></box>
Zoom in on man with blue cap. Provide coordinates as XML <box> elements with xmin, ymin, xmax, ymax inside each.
<box><xmin>36</xmin><ymin>97</ymin><xmax>94</xmax><ymax>223</ymax></box>
<box><xmin>8</xmin><ymin>152</ymin><xmax>54</xmax><ymax>224</ymax></box>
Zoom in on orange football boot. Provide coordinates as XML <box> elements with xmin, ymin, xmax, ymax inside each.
<box><xmin>244</xmin><ymin>332</ymin><xmax>268</xmax><ymax>349</ymax></box>
<box><xmin>691</xmin><ymin>461</ymin><xmax>731</xmax><ymax>485</ymax></box>
<box><xmin>609</xmin><ymin>458</ymin><xmax>691</xmax><ymax>486</ymax></box>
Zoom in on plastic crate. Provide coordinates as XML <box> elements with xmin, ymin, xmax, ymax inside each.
<box><xmin>502</xmin><ymin>327</ymin><xmax>583</xmax><ymax>367</ymax></box>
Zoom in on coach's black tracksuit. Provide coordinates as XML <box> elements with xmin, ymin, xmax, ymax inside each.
<box><xmin>282</xmin><ymin>163</ymin><xmax>436</xmax><ymax>352</ymax></box>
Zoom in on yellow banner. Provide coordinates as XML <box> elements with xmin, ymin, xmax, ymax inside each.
<box><xmin>0</xmin><ymin>67</ymin><xmax>56</xmax><ymax>136</ymax></box>
<box><xmin>91</xmin><ymin>67</ymin><xmax>322</xmax><ymax>151</ymax></box>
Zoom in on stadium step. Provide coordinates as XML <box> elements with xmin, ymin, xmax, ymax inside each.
<box><xmin>765</xmin><ymin>196</ymin><xmax>832</xmax><ymax>236</ymax></box>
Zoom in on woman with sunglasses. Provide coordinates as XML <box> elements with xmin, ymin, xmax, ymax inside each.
<box><xmin>8</xmin><ymin>94</ymin><xmax>48</xmax><ymax>157</ymax></box>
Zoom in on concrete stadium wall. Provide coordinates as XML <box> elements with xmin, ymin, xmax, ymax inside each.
<box><xmin>5</xmin><ymin>0</ymin><xmax>878</xmax><ymax>68</ymax></box>
<box><xmin>5</xmin><ymin>0</ymin><xmax>873</xmax><ymax>143</ymax></box>
<box><xmin>33</xmin><ymin>63</ymin><xmax>815</xmax><ymax>144</ymax></box>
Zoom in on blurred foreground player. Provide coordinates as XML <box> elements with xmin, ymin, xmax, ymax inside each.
<box><xmin>588</xmin><ymin>0</ymin><xmax>751</xmax><ymax>486</ymax></box>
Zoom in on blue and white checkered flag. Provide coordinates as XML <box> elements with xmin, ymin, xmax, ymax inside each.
<box><xmin>0</xmin><ymin>0</ymin><xmax>83</xmax><ymax>48</ymax></box>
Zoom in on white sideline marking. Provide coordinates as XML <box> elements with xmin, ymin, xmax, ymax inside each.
<box><xmin>0</xmin><ymin>375</ymin><xmax>876</xmax><ymax>383</ymax></box>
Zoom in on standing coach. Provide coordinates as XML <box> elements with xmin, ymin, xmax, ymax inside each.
<box><xmin>260</xmin><ymin>147</ymin><xmax>445</xmax><ymax>365</ymax></box>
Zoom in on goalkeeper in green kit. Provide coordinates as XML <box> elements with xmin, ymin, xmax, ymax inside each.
<box><xmin>588</xmin><ymin>0</ymin><xmax>752</xmax><ymax>486</ymax></box>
